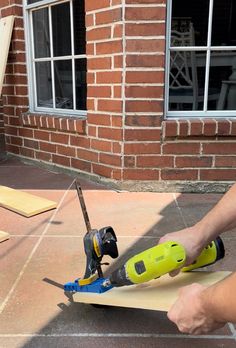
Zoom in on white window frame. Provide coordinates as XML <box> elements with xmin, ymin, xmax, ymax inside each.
<box><xmin>165</xmin><ymin>0</ymin><xmax>236</xmax><ymax>119</ymax></box>
<box><xmin>24</xmin><ymin>0</ymin><xmax>87</xmax><ymax>116</ymax></box>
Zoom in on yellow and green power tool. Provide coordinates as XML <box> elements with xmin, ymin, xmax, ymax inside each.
<box><xmin>102</xmin><ymin>237</ymin><xmax>225</xmax><ymax>288</ymax></box>
<box><xmin>64</xmin><ymin>180</ymin><xmax>225</xmax><ymax>294</ymax></box>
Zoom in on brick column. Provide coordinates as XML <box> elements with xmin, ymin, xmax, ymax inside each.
<box><xmin>85</xmin><ymin>0</ymin><xmax>124</xmax><ymax>180</ymax></box>
<box><xmin>123</xmin><ymin>0</ymin><xmax>166</xmax><ymax>180</ymax></box>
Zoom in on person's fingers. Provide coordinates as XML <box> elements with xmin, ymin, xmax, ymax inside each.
<box><xmin>169</xmin><ymin>269</ymin><xmax>181</xmax><ymax>277</ymax></box>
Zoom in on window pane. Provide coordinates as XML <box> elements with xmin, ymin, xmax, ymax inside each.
<box><xmin>35</xmin><ymin>61</ymin><xmax>53</xmax><ymax>108</ymax></box>
<box><xmin>33</xmin><ymin>8</ymin><xmax>50</xmax><ymax>58</ymax></box>
<box><xmin>52</xmin><ymin>2</ymin><xmax>71</xmax><ymax>57</ymax></box>
<box><xmin>208</xmin><ymin>51</ymin><xmax>236</xmax><ymax>110</ymax></box>
<box><xmin>75</xmin><ymin>58</ymin><xmax>86</xmax><ymax>110</ymax></box>
<box><xmin>212</xmin><ymin>0</ymin><xmax>236</xmax><ymax>46</ymax></box>
<box><xmin>169</xmin><ymin>50</ymin><xmax>206</xmax><ymax>111</ymax></box>
<box><xmin>171</xmin><ymin>0</ymin><xmax>209</xmax><ymax>46</ymax></box>
<box><xmin>73</xmin><ymin>0</ymin><xmax>86</xmax><ymax>55</ymax></box>
<box><xmin>54</xmin><ymin>60</ymin><xmax>73</xmax><ymax>109</ymax></box>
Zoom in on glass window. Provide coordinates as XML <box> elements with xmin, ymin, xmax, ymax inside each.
<box><xmin>166</xmin><ymin>0</ymin><xmax>236</xmax><ymax>117</ymax></box>
<box><xmin>26</xmin><ymin>0</ymin><xmax>86</xmax><ymax>115</ymax></box>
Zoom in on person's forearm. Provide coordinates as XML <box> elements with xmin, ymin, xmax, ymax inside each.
<box><xmin>194</xmin><ymin>183</ymin><xmax>236</xmax><ymax>245</ymax></box>
<box><xmin>202</xmin><ymin>272</ymin><xmax>236</xmax><ymax>324</ymax></box>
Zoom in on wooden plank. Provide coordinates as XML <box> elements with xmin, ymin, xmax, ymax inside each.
<box><xmin>0</xmin><ymin>186</ymin><xmax>57</xmax><ymax>217</ymax></box>
<box><xmin>0</xmin><ymin>230</ymin><xmax>10</xmax><ymax>243</ymax></box>
<box><xmin>73</xmin><ymin>271</ymin><xmax>231</xmax><ymax>312</ymax></box>
<box><xmin>0</xmin><ymin>15</ymin><xmax>15</xmax><ymax>96</ymax></box>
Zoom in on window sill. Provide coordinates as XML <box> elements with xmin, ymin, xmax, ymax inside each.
<box><xmin>20</xmin><ymin>112</ymin><xmax>86</xmax><ymax>134</ymax></box>
<box><xmin>163</xmin><ymin>119</ymin><xmax>236</xmax><ymax>138</ymax></box>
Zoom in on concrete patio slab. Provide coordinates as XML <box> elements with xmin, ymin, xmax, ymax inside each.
<box><xmin>0</xmin><ymin>156</ymin><xmax>235</xmax><ymax>348</ymax></box>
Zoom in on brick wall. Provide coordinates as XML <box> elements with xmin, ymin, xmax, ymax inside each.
<box><xmin>1</xmin><ymin>0</ymin><xmax>236</xmax><ymax>188</ymax></box>
<box><xmin>0</xmin><ymin>99</ymin><xmax>3</xmax><ymax>134</ymax></box>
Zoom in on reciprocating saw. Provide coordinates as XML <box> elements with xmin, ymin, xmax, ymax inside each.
<box><xmin>102</xmin><ymin>237</ymin><xmax>225</xmax><ymax>288</ymax></box>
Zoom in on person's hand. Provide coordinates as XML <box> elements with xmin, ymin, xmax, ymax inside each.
<box><xmin>167</xmin><ymin>283</ymin><xmax>225</xmax><ymax>334</ymax></box>
<box><xmin>159</xmin><ymin>226</ymin><xmax>206</xmax><ymax>276</ymax></box>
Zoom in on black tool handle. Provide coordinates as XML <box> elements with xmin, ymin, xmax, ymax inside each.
<box><xmin>75</xmin><ymin>179</ymin><xmax>91</xmax><ymax>233</ymax></box>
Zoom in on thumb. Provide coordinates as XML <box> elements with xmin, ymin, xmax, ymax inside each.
<box><xmin>169</xmin><ymin>269</ymin><xmax>181</xmax><ymax>277</ymax></box>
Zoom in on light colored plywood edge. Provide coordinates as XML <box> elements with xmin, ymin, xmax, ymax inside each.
<box><xmin>0</xmin><ymin>186</ymin><xmax>57</xmax><ymax>217</ymax></box>
<box><xmin>73</xmin><ymin>271</ymin><xmax>231</xmax><ymax>312</ymax></box>
<box><xmin>0</xmin><ymin>231</ymin><xmax>10</xmax><ymax>243</ymax></box>
<box><xmin>0</xmin><ymin>16</ymin><xmax>15</xmax><ymax>96</ymax></box>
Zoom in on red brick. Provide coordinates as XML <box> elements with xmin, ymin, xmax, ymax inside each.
<box><xmin>40</xmin><ymin>141</ymin><xmax>57</xmax><ymax>153</ymax></box>
<box><xmin>202</xmin><ymin>142</ymin><xmax>236</xmax><ymax>154</ymax></box>
<box><xmin>92</xmin><ymin>163</ymin><xmax>112</xmax><ymax>178</ymax></box>
<box><xmin>98</xmin><ymin>99</ymin><xmax>122</xmax><ymax>113</ymax></box>
<box><xmin>99</xmin><ymin>153</ymin><xmax>121</xmax><ymax>166</ymax></box>
<box><xmin>95</xmin><ymin>8</ymin><xmax>122</xmax><ymax>25</ymax></box>
<box><xmin>200</xmin><ymin>169</ymin><xmax>236</xmax><ymax>181</ymax></box>
<box><xmin>87</xmin><ymin>114</ymin><xmax>111</xmax><ymax>126</ymax></box>
<box><xmin>96</xmin><ymin>71</ymin><xmax>122</xmax><ymax>84</ymax></box>
<box><xmin>51</xmin><ymin>133</ymin><xmax>69</xmax><ymax>144</ymax></box>
<box><xmin>113</xmin><ymin>24</ymin><xmax>122</xmax><ymax>38</ymax></box>
<box><xmin>126</xmin><ymin>39</ymin><xmax>165</xmax><ymax>53</ymax></box>
<box><xmin>163</xmin><ymin>121</ymin><xmax>178</xmax><ymax>137</ymax></box>
<box><xmin>215</xmin><ymin>156</ymin><xmax>236</xmax><ymax>167</ymax></box>
<box><xmin>190</xmin><ymin>120</ymin><xmax>203</xmax><ymax>136</ymax></box>
<box><xmin>98</xmin><ymin>127</ymin><xmax>123</xmax><ymax>140</ymax></box>
<box><xmin>87</xmin><ymin>86</ymin><xmax>111</xmax><ymax>98</ymax></box>
<box><xmin>203</xmin><ymin>119</ymin><xmax>217</xmax><ymax>136</ymax></box>
<box><xmin>126</xmin><ymin>100</ymin><xmax>163</xmax><ymax>113</ymax></box>
<box><xmin>85</xmin><ymin>0</ymin><xmax>110</xmax><ymax>12</ymax></box>
<box><xmin>125</xmin><ymin>86</ymin><xmax>163</xmax><ymax>98</ymax></box>
<box><xmin>111</xmin><ymin>115</ymin><xmax>122</xmax><ymax>127</ymax></box>
<box><xmin>5</xmin><ymin>143</ymin><xmax>20</xmax><ymax>154</ymax></box>
<box><xmin>179</xmin><ymin>120</ymin><xmax>189</xmax><ymax>137</ymax></box>
<box><xmin>126</xmin><ymin>71</ymin><xmax>164</xmax><ymax>84</ymax></box>
<box><xmin>137</xmin><ymin>155</ymin><xmax>174</xmax><ymax>168</ymax></box>
<box><xmin>123</xmin><ymin>168</ymin><xmax>159</xmax><ymax>180</ymax></box>
<box><xmin>24</xmin><ymin>138</ymin><xmax>39</xmax><ymax>149</ymax></box>
<box><xmin>96</xmin><ymin>41</ymin><xmax>122</xmax><ymax>56</ymax></box>
<box><xmin>20</xmin><ymin>147</ymin><xmax>35</xmax><ymax>158</ymax></box>
<box><xmin>217</xmin><ymin>120</ymin><xmax>231</xmax><ymax>136</ymax></box>
<box><xmin>175</xmin><ymin>156</ymin><xmax>212</xmax><ymax>168</ymax></box>
<box><xmin>125</xmin><ymin>7</ymin><xmax>165</xmax><ymax>20</ymax></box>
<box><xmin>70</xmin><ymin>135</ymin><xmax>90</xmax><ymax>148</ymax></box>
<box><xmin>35</xmin><ymin>151</ymin><xmax>52</xmax><ymax>162</ymax></box>
<box><xmin>124</xmin><ymin>142</ymin><xmax>160</xmax><ymax>154</ymax></box>
<box><xmin>71</xmin><ymin>158</ymin><xmax>92</xmax><ymax>172</ymax></box>
<box><xmin>91</xmin><ymin>139</ymin><xmax>112</xmax><ymax>152</ymax></box>
<box><xmin>87</xmin><ymin>27</ymin><xmax>111</xmax><ymax>41</ymax></box>
<box><xmin>124</xmin><ymin>129</ymin><xmax>161</xmax><ymax>141</ymax></box>
<box><xmin>52</xmin><ymin>154</ymin><xmax>70</xmax><ymax>167</ymax></box>
<box><xmin>88</xmin><ymin>125</ymin><xmax>97</xmax><ymax>137</ymax></box>
<box><xmin>112</xmin><ymin>142</ymin><xmax>122</xmax><ymax>153</ymax></box>
<box><xmin>163</xmin><ymin>142</ymin><xmax>200</xmax><ymax>155</ymax></box>
<box><xmin>77</xmin><ymin>148</ymin><xmax>99</xmax><ymax>162</ymax></box>
<box><xmin>125</xmin><ymin>115</ymin><xmax>161</xmax><ymax>127</ymax></box>
<box><xmin>124</xmin><ymin>156</ymin><xmax>136</xmax><ymax>167</ymax></box>
<box><xmin>57</xmin><ymin>145</ymin><xmax>76</xmax><ymax>157</ymax></box>
<box><xmin>87</xmin><ymin>57</ymin><xmax>111</xmax><ymax>70</ymax></box>
<box><xmin>161</xmin><ymin>169</ymin><xmax>198</xmax><ymax>180</ymax></box>
<box><xmin>125</xmin><ymin>23</ymin><xmax>165</xmax><ymax>36</ymax></box>
<box><xmin>126</xmin><ymin>54</ymin><xmax>164</xmax><ymax>68</ymax></box>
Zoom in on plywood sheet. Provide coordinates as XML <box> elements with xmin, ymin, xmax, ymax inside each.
<box><xmin>0</xmin><ymin>230</ymin><xmax>10</xmax><ymax>242</ymax></box>
<box><xmin>0</xmin><ymin>186</ymin><xmax>57</xmax><ymax>217</ymax></box>
<box><xmin>73</xmin><ymin>271</ymin><xmax>231</xmax><ymax>312</ymax></box>
<box><xmin>0</xmin><ymin>16</ymin><xmax>15</xmax><ymax>96</ymax></box>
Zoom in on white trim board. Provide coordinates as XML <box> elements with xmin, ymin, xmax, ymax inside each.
<box><xmin>0</xmin><ymin>16</ymin><xmax>15</xmax><ymax>96</ymax></box>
